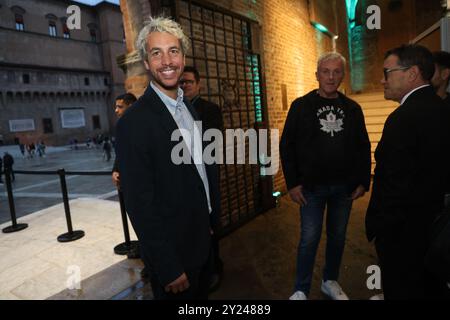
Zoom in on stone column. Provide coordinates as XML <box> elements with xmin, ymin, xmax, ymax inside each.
<box><xmin>348</xmin><ymin>0</ymin><xmax>380</xmax><ymax>92</ymax></box>
<box><xmin>118</xmin><ymin>0</ymin><xmax>161</xmax><ymax>97</ymax></box>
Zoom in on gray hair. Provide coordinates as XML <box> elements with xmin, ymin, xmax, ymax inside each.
<box><xmin>317</xmin><ymin>52</ymin><xmax>346</xmax><ymax>71</ymax></box>
<box><xmin>136</xmin><ymin>16</ymin><xmax>190</xmax><ymax>61</ymax></box>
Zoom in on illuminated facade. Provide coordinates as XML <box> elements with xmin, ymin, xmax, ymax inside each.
<box><xmin>0</xmin><ymin>0</ymin><xmax>126</xmax><ymax>145</ymax></box>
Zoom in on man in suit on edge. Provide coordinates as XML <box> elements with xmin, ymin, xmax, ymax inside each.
<box><xmin>116</xmin><ymin>16</ymin><xmax>220</xmax><ymax>300</ymax></box>
<box><xmin>366</xmin><ymin>44</ymin><xmax>450</xmax><ymax>299</ymax></box>
<box><xmin>180</xmin><ymin>65</ymin><xmax>224</xmax><ymax>292</ymax></box>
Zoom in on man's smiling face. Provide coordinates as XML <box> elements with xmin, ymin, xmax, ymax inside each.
<box><xmin>144</xmin><ymin>31</ymin><xmax>185</xmax><ymax>97</ymax></box>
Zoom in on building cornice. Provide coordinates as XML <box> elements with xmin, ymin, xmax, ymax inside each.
<box><xmin>0</xmin><ymin>62</ymin><xmax>110</xmax><ymax>75</ymax></box>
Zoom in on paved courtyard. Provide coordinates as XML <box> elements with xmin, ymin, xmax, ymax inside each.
<box><xmin>0</xmin><ymin>145</ymin><xmax>118</xmax><ymax>224</ymax></box>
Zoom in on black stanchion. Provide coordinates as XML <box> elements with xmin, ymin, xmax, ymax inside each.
<box><xmin>2</xmin><ymin>168</ymin><xmax>28</xmax><ymax>233</ymax></box>
<box><xmin>114</xmin><ymin>189</ymin><xmax>139</xmax><ymax>255</ymax></box>
<box><xmin>56</xmin><ymin>169</ymin><xmax>85</xmax><ymax>242</ymax></box>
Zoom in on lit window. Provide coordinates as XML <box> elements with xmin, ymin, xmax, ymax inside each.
<box><xmin>49</xmin><ymin>22</ymin><xmax>57</xmax><ymax>37</ymax></box>
<box><xmin>63</xmin><ymin>23</ymin><xmax>70</xmax><ymax>39</ymax></box>
<box><xmin>15</xmin><ymin>14</ymin><xmax>24</xmax><ymax>31</ymax></box>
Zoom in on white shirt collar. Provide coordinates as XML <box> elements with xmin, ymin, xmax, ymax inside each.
<box><xmin>400</xmin><ymin>84</ymin><xmax>430</xmax><ymax>105</ymax></box>
<box><xmin>150</xmin><ymin>81</ymin><xmax>184</xmax><ymax>116</ymax></box>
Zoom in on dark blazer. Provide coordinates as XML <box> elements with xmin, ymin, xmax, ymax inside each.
<box><xmin>191</xmin><ymin>96</ymin><xmax>224</xmax><ymax>131</ymax></box>
<box><xmin>112</xmin><ymin>158</ymin><xmax>119</xmax><ymax>173</ymax></box>
<box><xmin>366</xmin><ymin>86</ymin><xmax>450</xmax><ymax>242</ymax></box>
<box><xmin>116</xmin><ymin>85</ymin><xmax>221</xmax><ymax>286</ymax></box>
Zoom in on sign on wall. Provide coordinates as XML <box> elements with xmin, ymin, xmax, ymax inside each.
<box><xmin>60</xmin><ymin>108</ymin><xmax>85</xmax><ymax>128</ymax></box>
<box><xmin>9</xmin><ymin>119</ymin><xmax>35</xmax><ymax>132</ymax></box>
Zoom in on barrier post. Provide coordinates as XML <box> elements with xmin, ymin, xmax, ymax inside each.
<box><xmin>56</xmin><ymin>169</ymin><xmax>85</xmax><ymax>242</ymax></box>
<box><xmin>2</xmin><ymin>168</ymin><xmax>28</xmax><ymax>233</ymax></box>
<box><xmin>114</xmin><ymin>189</ymin><xmax>139</xmax><ymax>255</ymax></box>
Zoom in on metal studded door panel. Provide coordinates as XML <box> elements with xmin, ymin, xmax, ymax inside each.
<box><xmin>172</xmin><ymin>0</ymin><xmax>268</xmax><ymax>235</ymax></box>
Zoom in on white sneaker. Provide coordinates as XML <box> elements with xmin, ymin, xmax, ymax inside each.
<box><xmin>289</xmin><ymin>290</ymin><xmax>308</xmax><ymax>300</ymax></box>
<box><xmin>321</xmin><ymin>280</ymin><xmax>349</xmax><ymax>300</ymax></box>
<box><xmin>369</xmin><ymin>293</ymin><xmax>384</xmax><ymax>300</ymax></box>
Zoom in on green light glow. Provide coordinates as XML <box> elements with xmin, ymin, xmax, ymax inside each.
<box><xmin>313</xmin><ymin>22</ymin><xmax>329</xmax><ymax>34</ymax></box>
<box><xmin>246</xmin><ymin>55</ymin><xmax>263</xmax><ymax>123</ymax></box>
<box><xmin>345</xmin><ymin>0</ymin><xmax>358</xmax><ymax>22</ymax></box>
<box><xmin>273</xmin><ymin>191</ymin><xmax>281</xmax><ymax>197</ymax></box>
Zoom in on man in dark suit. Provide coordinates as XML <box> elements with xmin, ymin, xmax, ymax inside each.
<box><xmin>110</xmin><ymin>93</ymin><xmax>145</xmax><ymax>263</ymax></box>
<box><xmin>366</xmin><ymin>44</ymin><xmax>450</xmax><ymax>299</ymax></box>
<box><xmin>431</xmin><ymin>51</ymin><xmax>450</xmax><ymax>210</ymax></box>
<box><xmin>180</xmin><ymin>66</ymin><xmax>224</xmax><ymax>293</ymax></box>
<box><xmin>112</xmin><ymin>93</ymin><xmax>137</xmax><ymax>188</ymax></box>
<box><xmin>116</xmin><ymin>16</ymin><xmax>220</xmax><ymax>300</ymax></box>
<box><xmin>180</xmin><ymin>66</ymin><xmax>223</xmax><ymax>132</ymax></box>
<box><xmin>431</xmin><ymin>51</ymin><xmax>450</xmax><ymax>106</ymax></box>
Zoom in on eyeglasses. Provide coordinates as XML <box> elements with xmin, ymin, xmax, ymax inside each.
<box><xmin>383</xmin><ymin>66</ymin><xmax>411</xmax><ymax>80</ymax></box>
<box><xmin>179</xmin><ymin>79</ymin><xmax>195</xmax><ymax>85</ymax></box>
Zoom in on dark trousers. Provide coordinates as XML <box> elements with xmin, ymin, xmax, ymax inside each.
<box><xmin>212</xmin><ymin>233</ymin><xmax>223</xmax><ymax>275</ymax></box>
<box><xmin>149</xmin><ymin>248</ymin><xmax>214</xmax><ymax>300</ymax></box>
<box><xmin>375</xmin><ymin>235</ymin><xmax>450</xmax><ymax>299</ymax></box>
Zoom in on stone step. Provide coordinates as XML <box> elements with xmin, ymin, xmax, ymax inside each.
<box><xmin>362</xmin><ymin>107</ymin><xmax>395</xmax><ymax>116</ymax></box>
<box><xmin>365</xmin><ymin>115</ymin><xmax>388</xmax><ymax>125</ymax></box>
<box><xmin>348</xmin><ymin>92</ymin><xmax>390</xmax><ymax>174</ymax></box>
<box><xmin>349</xmin><ymin>91</ymin><xmax>385</xmax><ymax>103</ymax></box>
<box><xmin>366</xmin><ymin>124</ymin><xmax>384</xmax><ymax>134</ymax></box>
<box><xmin>48</xmin><ymin>258</ymin><xmax>146</xmax><ymax>300</ymax></box>
<box><xmin>358</xmin><ymin>101</ymin><xmax>398</xmax><ymax>110</ymax></box>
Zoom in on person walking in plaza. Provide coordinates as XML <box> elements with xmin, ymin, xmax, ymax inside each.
<box><xmin>116</xmin><ymin>16</ymin><xmax>221</xmax><ymax>300</ymax></box>
<box><xmin>103</xmin><ymin>138</ymin><xmax>112</xmax><ymax>162</ymax></box>
<box><xmin>3</xmin><ymin>152</ymin><xmax>15</xmax><ymax>182</ymax></box>
<box><xmin>366</xmin><ymin>44</ymin><xmax>450</xmax><ymax>299</ymax></box>
<box><xmin>180</xmin><ymin>65</ymin><xmax>224</xmax><ymax>293</ymax></box>
<box><xmin>280</xmin><ymin>52</ymin><xmax>371</xmax><ymax>300</ymax></box>
<box><xmin>19</xmin><ymin>143</ymin><xmax>25</xmax><ymax>158</ymax></box>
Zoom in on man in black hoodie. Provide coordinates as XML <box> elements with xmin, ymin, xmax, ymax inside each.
<box><xmin>280</xmin><ymin>52</ymin><xmax>371</xmax><ymax>300</ymax></box>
